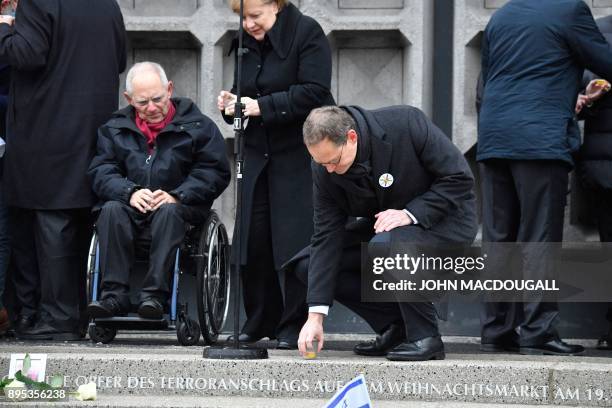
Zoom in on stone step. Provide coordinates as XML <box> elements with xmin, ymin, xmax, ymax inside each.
<box><xmin>1</xmin><ymin>333</ymin><xmax>612</xmax><ymax>407</ymax></box>
<box><xmin>8</xmin><ymin>395</ymin><xmax>577</xmax><ymax>408</ymax></box>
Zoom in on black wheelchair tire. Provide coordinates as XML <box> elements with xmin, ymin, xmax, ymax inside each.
<box><xmin>196</xmin><ymin>211</ymin><xmax>230</xmax><ymax>345</ymax></box>
<box><xmin>177</xmin><ymin>319</ymin><xmax>201</xmax><ymax>346</ymax></box>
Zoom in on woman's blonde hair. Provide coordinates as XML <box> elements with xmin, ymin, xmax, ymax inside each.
<box><xmin>229</xmin><ymin>0</ymin><xmax>287</xmax><ymax>13</ymax></box>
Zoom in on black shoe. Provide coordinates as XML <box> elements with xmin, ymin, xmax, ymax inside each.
<box><xmin>597</xmin><ymin>336</ymin><xmax>612</xmax><ymax>350</ymax></box>
<box><xmin>17</xmin><ymin>321</ymin><xmax>80</xmax><ymax>341</ymax></box>
<box><xmin>480</xmin><ymin>334</ymin><xmax>520</xmax><ymax>352</ymax></box>
<box><xmin>87</xmin><ymin>297</ymin><xmax>125</xmax><ymax>318</ymax></box>
<box><xmin>520</xmin><ymin>338</ymin><xmax>585</xmax><ymax>356</ymax></box>
<box><xmin>137</xmin><ymin>298</ymin><xmax>164</xmax><ymax>319</ymax></box>
<box><xmin>386</xmin><ymin>336</ymin><xmax>445</xmax><ymax>361</ymax></box>
<box><xmin>353</xmin><ymin>323</ymin><xmax>405</xmax><ymax>356</ymax></box>
<box><xmin>15</xmin><ymin>314</ymin><xmax>36</xmax><ymax>334</ymax></box>
<box><xmin>226</xmin><ymin>333</ymin><xmax>264</xmax><ymax>343</ymax></box>
<box><xmin>276</xmin><ymin>338</ymin><xmax>298</xmax><ymax>350</ymax></box>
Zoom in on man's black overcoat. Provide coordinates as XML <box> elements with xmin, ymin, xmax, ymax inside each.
<box><xmin>224</xmin><ymin>2</ymin><xmax>335</xmax><ymax>268</ymax></box>
<box><xmin>305</xmin><ymin>105</ymin><xmax>477</xmax><ymax>307</ymax></box>
<box><xmin>0</xmin><ymin>0</ymin><xmax>126</xmax><ymax>209</ymax></box>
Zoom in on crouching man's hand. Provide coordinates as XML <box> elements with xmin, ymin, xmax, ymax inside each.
<box><xmin>298</xmin><ymin>312</ymin><xmax>324</xmax><ymax>356</ymax></box>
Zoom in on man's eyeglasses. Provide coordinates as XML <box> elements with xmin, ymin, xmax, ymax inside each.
<box><xmin>133</xmin><ymin>94</ymin><xmax>167</xmax><ymax>107</ymax></box>
<box><xmin>314</xmin><ymin>142</ymin><xmax>345</xmax><ymax>166</ymax></box>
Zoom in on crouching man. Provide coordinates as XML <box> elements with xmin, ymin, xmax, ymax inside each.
<box><xmin>293</xmin><ymin>105</ymin><xmax>477</xmax><ymax>361</ymax></box>
<box><xmin>87</xmin><ymin>62</ymin><xmax>231</xmax><ymax>319</ymax></box>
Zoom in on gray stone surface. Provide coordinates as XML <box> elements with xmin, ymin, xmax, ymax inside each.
<box><xmin>2</xmin><ymin>335</ymin><xmax>612</xmax><ymax>406</ymax></box>
<box><xmin>5</xmin><ymin>395</ymin><xmax>579</xmax><ymax>408</ymax></box>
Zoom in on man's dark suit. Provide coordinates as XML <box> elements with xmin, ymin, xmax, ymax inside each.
<box><xmin>288</xmin><ymin>105</ymin><xmax>477</xmax><ymax>341</ymax></box>
<box><xmin>478</xmin><ymin>0</ymin><xmax>612</xmax><ymax>348</ymax></box>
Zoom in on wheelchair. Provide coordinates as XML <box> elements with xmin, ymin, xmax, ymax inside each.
<box><xmin>86</xmin><ymin>210</ymin><xmax>231</xmax><ymax>346</ymax></box>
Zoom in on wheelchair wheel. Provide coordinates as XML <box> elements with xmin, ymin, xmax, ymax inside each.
<box><xmin>88</xmin><ymin>324</ymin><xmax>116</xmax><ymax>344</ymax></box>
<box><xmin>177</xmin><ymin>318</ymin><xmax>200</xmax><ymax>346</ymax></box>
<box><xmin>196</xmin><ymin>211</ymin><xmax>231</xmax><ymax>344</ymax></box>
<box><xmin>86</xmin><ymin>232</ymin><xmax>99</xmax><ymax>303</ymax></box>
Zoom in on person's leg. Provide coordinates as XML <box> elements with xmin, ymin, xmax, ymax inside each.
<box><xmin>596</xmin><ymin>189</ymin><xmax>612</xmax><ymax>346</ymax></box>
<box><xmin>0</xmin><ymin>176</ymin><xmax>9</xmax><ymax>334</ymax></box>
<box><xmin>479</xmin><ymin>160</ymin><xmax>522</xmax><ymax>348</ymax></box>
<box><xmin>292</xmin><ymin>246</ymin><xmax>404</xmax><ymax>335</ymax></box>
<box><xmin>510</xmin><ymin>160</ymin><xmax>566</xmax><ymax>347</ymax></box>
<box><xmin>20</xmin><ymin>209</ymin><xmax>90</xmax><ymax>339</ymax></box>
<box><xmin>9</xmin><ymin>207</ymin><xmax>39</xmax><ymax>331</ymax></box>
<box><xmin>239</xmin><ymin>175</ymin><xmax>283</xmax><ymax>340</ymax></box>
<box><xmin>142</xmin><ymin>203</ymin><xmax>187</xmax><ymax>306</ymax></box>
<box><xmin>94</xmin><ymin>201</ymin><xmax>137</xmax><ymax>310</ymax></box>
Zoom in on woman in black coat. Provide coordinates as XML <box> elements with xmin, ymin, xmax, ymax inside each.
<box><xmin>217</xmin><ymin>0</ymin><xmax>334</xmax><ymax>347</ymax></box>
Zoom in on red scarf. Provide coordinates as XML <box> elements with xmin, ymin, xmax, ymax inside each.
<box><xmin>135</xmin><ymin>101</ymin><xmax>176</xmax><ymax>151</ymax></box>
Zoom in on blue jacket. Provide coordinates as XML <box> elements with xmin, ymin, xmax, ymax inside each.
<box><xmin>478</xmin><ymin>0</ymin><xmax>612</xmax><ymax>165</ymax></box>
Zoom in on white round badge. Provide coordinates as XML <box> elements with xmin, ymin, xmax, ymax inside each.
<box><xmin>379</xmin><ymin>173</ymin><xmax>394</xmax><ymax>188</ymax></box>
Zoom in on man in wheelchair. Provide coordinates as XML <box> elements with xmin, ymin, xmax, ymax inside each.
<box><xmin>86</xmin><ymin>62</ymin><xmax>231</xmax><ymax>320</ymax></box>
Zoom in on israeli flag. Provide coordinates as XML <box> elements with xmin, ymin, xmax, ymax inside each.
<box><xmin>324</xmin><ymin>374</ymin><xmax>372</xmax><ymax>408</ymax></box>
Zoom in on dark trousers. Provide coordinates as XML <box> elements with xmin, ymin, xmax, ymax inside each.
<box><xmin>10</xmin><ymin>207</ymin><xmax>91</xmax><ymax>331</ymax></box>
<box><xmin>584</xmin><ymin>188</ymin><xmax>612</xmax><ymax>325</ymax></box>
<box><xmin>240</xmin><ymin>175</ymin><xmax>307</xmax><ymax>340</ymax></box>
<box><xmin>97</xmin><ymin>201</ymin><xmax>197</xmax><ymax>307</ymax></box>
<box><xmin>292</xmin><ymin>225</ymin><xmax>459</xmax><ymax>342</ymax></box>
<box><xmin>479</xmin><ymin>159</ymin><xmax>569</xmax><ymax>346</ymax></box>
<box><xmin>0</xmin><ymin>177</ymin><xmax>9</xmax><ymax>309</ymax></box>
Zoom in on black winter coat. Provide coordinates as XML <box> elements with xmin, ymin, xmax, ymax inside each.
<box><xmin>478</xmin><ymin>0</ymin><xmax>612</xmax><ymax>165</ymax></box>
<box><xmin>578</xmin><ymin>16</ymin><xmax>612</xmax><ymax>191</ymax></box>
<box><xmin>224</xmin><ymin>2</ymin><xmax>335</xmax><ymax>268</ymax></box>
<box><xmin>89</xmin><ymin>98</ymin><xmax>231</xmax><ymax>216</ymax></box>
<box><xmin>306</xmin><ymin>106</ymin><xmax>477</xmax><ymax>306</ymax></box>
<box><xmin>0</xmin><ymin>0</ymin><xmax>126</xmax><ymax>209</ymax></box>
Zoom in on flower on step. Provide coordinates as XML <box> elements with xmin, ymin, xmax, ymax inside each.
<box><xmin>74</xmin><ymin>382</ymin><xmax>97</xmax><ymax>401</ymax></box>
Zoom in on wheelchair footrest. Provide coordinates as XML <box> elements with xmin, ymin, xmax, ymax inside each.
<box><xmin>92</xmin><ymin>316</ymin><xmax>169</xmax><ymax>330</ymax></box>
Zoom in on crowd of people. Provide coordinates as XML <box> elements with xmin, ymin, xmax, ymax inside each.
<box><xmin>0</xmin><ymin>0</ymin><xmax>610</xmax><ymax>362</ymax></box>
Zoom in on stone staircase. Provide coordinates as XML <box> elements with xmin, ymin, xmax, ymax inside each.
<box><xmin>1</xmin><ymin>332</ymin><xmax>611</xmax><ymax>407</ymax></box>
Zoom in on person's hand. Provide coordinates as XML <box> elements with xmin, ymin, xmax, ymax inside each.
<box><xmin>0</xmin><ymin>15</ymin><xmax>14</xmax><ymax>25</ymax></box>
<box><xmin>241</xmin><ymin>97</ymin><xmax>261</xmax><ymax>117</ymax></box>
<box><xmin>129</xmin><ymin>188</ymin><xmax>154</xmax><ymax>214</ymax></box>
<box><xmin>217</xmin><ymin>90</ymin><xmax>236</xmax><ymax>115</ymax></box>
<box><xmin>585</xmin><ymin>79</ymin><xmax>611</xmax><ymax>103</ymax></box>
<box><xmin>374</xmin><ymin>209</ymin><xmax>412</xmax><ymax>234</ymax></box>
<box><xmin>298</xmin><ymin>313</ymin><xmax>324</xmax><ymax>357</ymax></box>
<box><xmin>150</xmin><ymin>190</ymin><xmax>178</xmax><ymax>211</ymax></box>
<box><xmin>575</xmin><ymin>94</ymin><xmax>591</xmax><ymax>114</ymax></box>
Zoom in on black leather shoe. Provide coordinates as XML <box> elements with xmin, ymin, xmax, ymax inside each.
<box><xmin>226</xmin><ymin>333</ymin><xmax>264</xmax><ymax>343</ymax></box>
<box><xmin>87</xmin><ymin>297</ymin><xmax>126</xmax><ymax>318</ymax></box>
<box><xmin>480</xmin><ymin>334</ymin><xmax>520</xmax><ymax>352</ymax></box>
<box><xmin>353</xmin><ymin>323</ymin><xmax>405</xmax><ymax>356</ymax></box>
<box><xmin>276</xmin><ymin>338</ymin><xmax>298</xmax><ymax>350</ymax></box>
<box><xmin>137</xmin><ymin>298</ymin><xmax>164</xmax><ymax>319</ymax></box>
<box><xmin>386</xmin><ymin>336</ymin><xmax>445</xmax><ymax>361</ymax></box>
<box><xmin>17</xmin><ymin>321</ymin><xmax>80</xmax><ymax>341</ymax></box>
<box><xmin>597</xmin><ymin>336</ymin><xmax>612</xmax><ymax>350</ymax></box>
<box><xmin>520</xmin><ymin>338</ymin><xmax>585</xmax><ymax>356</ymax></box>
<box><xmin>15</xmin><ymin>314</ymin><xmax>36</xmax><ymax>334</ymax></box>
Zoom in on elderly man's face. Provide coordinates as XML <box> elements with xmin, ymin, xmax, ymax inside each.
<box><xmin>125</xmin><ymin>71</ymin><xmax>173</xmax><ymax>124</ymax></box>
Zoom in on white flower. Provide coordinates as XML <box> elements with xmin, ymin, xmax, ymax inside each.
<box><xmin>74</xmin><ymin>382</ymin><xmax>97</xmax><ymax>401</ymax></box>
<box><xmin>4</xmin><ymin>379</ymin><xmax>27</xmax><ymax>401</ymax></box>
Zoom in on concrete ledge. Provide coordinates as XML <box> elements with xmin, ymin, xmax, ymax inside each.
<box><xmin>1</xmin><ymin>335</ymin><xmax>612</xmax><ymax>406</ymax></box>
<box><xmin>5</xmin><ymin>395</ymin><xmax>579</xmax><ymax>408</ymax></box>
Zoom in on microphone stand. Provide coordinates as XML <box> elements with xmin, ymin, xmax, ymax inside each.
<box><xmin>203</xmin><ymin>0</ymin><xmax>268</xmax><ymax>360</ymax></box>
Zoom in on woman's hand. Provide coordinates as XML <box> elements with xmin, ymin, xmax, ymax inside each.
<box><xmin>217</xmin><ymin>90</ymin><xmax>236</xmax><ymax>115</ymax></box>
<box><xmin>242</xmin><ymin>96</ymin><xmax>261</xmax><ymax>117</ymax></box>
